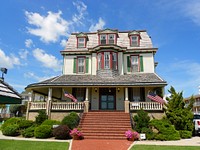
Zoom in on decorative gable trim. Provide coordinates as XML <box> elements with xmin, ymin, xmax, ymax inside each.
<box><xmin>128</xmin><ymin>30</ymin><xmax>140</xmax><ymax>37</ymax></box>
<box><xmin>76</xmin><ymin>32</ymin><xmax>88</xmax><ymax>38</ymax></box>
<box><xmin>98</xmin><ymin>28</ymin><xmax>118</xmax><ymax>34</ymax></box>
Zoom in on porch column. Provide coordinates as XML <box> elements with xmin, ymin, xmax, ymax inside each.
<box><xmin>46</xmin><ymin>88</ymin><xmax>52</xmax><ymax>118</ymax></box>
<box><xmin>84</xmin><ymin>87</ymin><xmax>89</xmax><ymax>113</ymax></box>
<box><xmin>124</xmin><ymin>87</ymin><xmax>130</xmax><ymax>113</ymax></box>
<box><xmin>26</xmin><ymin>90</ymin><xmax>34</xmax><ymax>120</ymax></box>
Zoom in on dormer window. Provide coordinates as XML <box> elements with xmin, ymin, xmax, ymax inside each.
<box><xmin>76</xmin><ymin>32</ymin><xmax>88</xmax><ymax>48</ymax></box>
<box><xmin>77</xmin><ymin>38</ymin><xmax>86</xmax><ymax>48</ymax></box>
<box><xmin>130</xmin><ymin>36</ymin><xmax>139</xmax><ymax>47</ymax></box>
<box><xmin>100</xmin><ymin>35</ymin><xmax>106</xmax><ymax>44</ymax></box>
<box><xmin>128</xmin><ymin>31</ymin><xmax>140</xmax><ymax>47</ymax></box>
<box><xmin>99</xmin><ymin>34</ymin><xmax>116</xmax><ymax>45</ymax></box>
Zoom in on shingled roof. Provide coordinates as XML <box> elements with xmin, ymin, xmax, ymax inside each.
<box><xmin>26</xmin><ymin>73</ymin><xmax>167</xmax><ymax>89</ymax></box>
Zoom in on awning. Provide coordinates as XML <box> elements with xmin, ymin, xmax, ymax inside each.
<box><xmin>0</xmin><ymin>80</ymin><xmax>22</xmax><ymax>104</ymax></box>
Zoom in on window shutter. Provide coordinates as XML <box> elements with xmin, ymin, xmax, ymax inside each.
<box><xmin>127</xmin><ymin>56</ymin><xmax>130</xmax><ymax>72</ymax></box>
<box><xmin>140</xmin><ymin>56</ymin><xmax>144</xmax><ymax>72</ymax></box>
<box><xmin>73</xmin><ymin>58</ymin><xmax>77</xmax><ymax>73</ymax></box>
<box><xmin>86</xmin><ymin>57</ymin><xmax>89</xmax><ymax>73</ymax></box>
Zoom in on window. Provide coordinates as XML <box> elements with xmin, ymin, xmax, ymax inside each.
<box><xmin>100</xmin><ymin>35</ymin><xmax>106</xmax><ymax>44</ymax></box>
<box><xmin>100</xmin><ymin>34</ymin><xmax>116</xmax><ymax>45</ymax></box>
<box><xmin>108</xmin><ymin>34</ymin><xmax>115</xmax><ymax>44</ymax></box>
<box><xmin>130</xmin><ymin>36</ymin><xmax>139</xmax><ymax>46</ymax></box>
<box><xmin>97</xmin><ymin>52</ymin><xmax>118</xmax><ymax>70</ymax></box>
<box><xmin>72</xmin><ymin>88</ymin><xmax>86</xmax><ymax>102</ymax></box>
<box><xmin>104</xmin><ymin>52</ymin><xmax>110</xmax><ymax>69</ymax></box>
<box><xmin>78</xmin><ymin>57</ymin><xmax>85</xmax><ymax>73</ymax></box>
<box><xmin>98</xmin><ymin>53</ymin><xmax>102</xmax><ymax>70</ymax></box>
<box><xmin>78</xmin><ymin>38</ymin><xmax>85</xmax><ymax>48</ymax></box>
<box><xmin>112</xmin><ymin>52</ymin><xmax>117</xmax><ymax>70</ymax></box>
<box><xmin>131</xmin><ymin>56</ymin><xmax>139</xmax><ymax>72</ymax></box>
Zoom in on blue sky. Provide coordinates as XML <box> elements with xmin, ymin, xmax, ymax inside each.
<box><xmin>0</xmin><ymin>0</ymin><xmax>200</xmax><ymax>98</ymax></box>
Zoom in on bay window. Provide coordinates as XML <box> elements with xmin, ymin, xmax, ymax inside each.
<box><xmin>97</xmin><ymin>52</ymin><xmax>118</xmax><ymax>70</ymax></box>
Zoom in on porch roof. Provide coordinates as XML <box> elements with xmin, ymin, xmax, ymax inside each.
<box><xmin>26</xmin><ymin>73</ymin><xmax>167</xmax><ymax>89</ymax></box>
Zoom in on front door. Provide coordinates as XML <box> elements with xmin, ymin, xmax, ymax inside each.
<box><xmin>99</xmin><ymin>88</ymin><xmax>116</xmax><ymax>110</ymax></box>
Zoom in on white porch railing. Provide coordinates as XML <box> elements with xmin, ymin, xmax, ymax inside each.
<box><xmin>130</xmin><ymin>102</ymin><xmax>163</xmax><ymax>110</ymax></box>
<box><xmin>30</xmin><ymin>102</ymin><xmax>47</xmax><ymax>110</ymax></box>
<box><xmin>51</xmin><ymin>102</ymin><xmax>84</xmax><ymax>110</ymax></box>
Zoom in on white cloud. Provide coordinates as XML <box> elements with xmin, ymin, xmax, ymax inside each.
<box><xmin>184</xmin><ymin>1</ymin><xmax>200</xmax><ymax>26</ymax></box>
<box><xmin>89</xmin><ymin>17</ymin><xmax>106</xmax><ymax>32</ymax></box>
<box><xmin>0</xmin><ymin>49</ymin><xmax>21</xmax><ymax>69</ymax></box>
<box><xmin>19</xmin><ymin>49</ymin><xmax>29</xmax><ymax>59</ymax></box>
<box><xmin>60</xmin><ymin>39</ymin><xmax>67</xmax><ymax>48</ymax></box>
<box><xmin>24</xmin><ymin>72</ymin><xmax>54</xmax><ymax>82</ymax></box>
<box><xmin>25</xmin><ymin>11</ymin><xmax>70</xmax><ymax>43</ymax></box>
<box><xmin>159</xmin><ymin>60</ymin><xmax>200</xmax><ymax>97</ymax></box>
<box><xmin>25</xmin><ymin>39</ymin><xmax>34</xmax><ymax>48</ymax></box>
<box><xmin>32</xmin><ymin>48</ymin><xmax>62</xmax><ymax>71</ymax></box>
<box><xmin>72</xmin><ymin>1</ymin><xmax>87</xmax><ymax>25</ymax></box>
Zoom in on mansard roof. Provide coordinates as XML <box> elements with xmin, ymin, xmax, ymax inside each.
<box><xmin>62</xmin><ymin>29</ymin><xmax>154</xmax><ymax>52</ymax></box>
<box><xmin>26</xmin><ymin>73</ymin><xmax>167</xmax><ymax>89</ymax></box>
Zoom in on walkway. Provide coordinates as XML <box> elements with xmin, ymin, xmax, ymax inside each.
<box><xmin>71</xmin><ymin>139</ymin><xmax>133</xmax><ymax>150</ymax></box>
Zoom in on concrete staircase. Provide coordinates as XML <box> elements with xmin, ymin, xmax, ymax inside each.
<box><xmin>79</xmin><ymin>111</ymin><xmax>132</xmax><ymax>140</ymax></box>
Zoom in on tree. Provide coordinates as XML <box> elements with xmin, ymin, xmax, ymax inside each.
<box><xmin>165</xmin><ymin>86</ymin><xmax>194</xmax><ymax>132</ymax></box>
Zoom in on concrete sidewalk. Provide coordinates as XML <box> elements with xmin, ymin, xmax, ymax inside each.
<box><xmin>128</xmin><ymin>136</ymin><xmax>200</xmax><ymax>149</ymax></box>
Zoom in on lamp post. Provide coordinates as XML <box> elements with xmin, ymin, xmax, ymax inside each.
<box><xmin>0</xmin><ymin>68</ymin><xmax>8</xmax><ymax>81</ymax></box>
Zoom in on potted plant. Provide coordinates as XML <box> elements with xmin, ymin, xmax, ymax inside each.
<box><xmin>125</xmin><ymin>130</ymin><xmax>139</xmax><ymax>141</ymax></box>
<box><xmin>70</xmin><ymin>128</ymin><xmax>83</xmax><ymax>140</ymax></box>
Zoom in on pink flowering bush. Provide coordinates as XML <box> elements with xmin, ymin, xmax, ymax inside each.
<box><xmin>125</xmin><ymin>130</ymin><xmax>139</xmax><ymax>140</ymax></box>
<box><xmin>70</xmin><ymin>128</ymin><xmax>83</xmax><ymax>140</ymax></box>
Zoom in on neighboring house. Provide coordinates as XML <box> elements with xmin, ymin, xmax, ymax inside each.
<box><xmin>184</xmin><ymin>94</ymin><xmax>200</xmax><ymax>114</ymax></box>
<box><xmin>25</xmin><ymin>29</ymin><xmax>167</xmax><ymax>121</ymax></box>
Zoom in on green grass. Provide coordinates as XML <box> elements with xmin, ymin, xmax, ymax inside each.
<box><xmin>0</xmin><ymin>140</ymin><xmax>69</xmax><ymax>150</ymax></box>
<box><xmin>131</xmin><ymin>145</ymin><xmax>200</xmax><ymax>150</ymax></box>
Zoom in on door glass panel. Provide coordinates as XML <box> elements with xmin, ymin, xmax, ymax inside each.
<box><xmin>101</xmin><ymin>102</ymin><xmax>107</xmax><ymax>109</ymax></box>
<box><xmin>101</xmin><ymin>95</ymin><xmax>107</xmax><ymax>101</ymax></box>
<box><xmin>108</xmin><ymin>102</ymin><xmax>114</xmax><ymax>109</ymax></box>
<box><xmin>108</xmin><ymin>95</ymin><xmax>114</xmax><ymax>101</ymax></box>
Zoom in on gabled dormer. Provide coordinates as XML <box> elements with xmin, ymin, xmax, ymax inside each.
<box><xmin>128</xmin><ymin>31</ymin><xmax>140</xmax><ymax>47</ymax></box>
<box><xmin>98</xmin><ymin>29</ymin><xmax>118</xmax><ymax>45</ymax></box>
<box><xmin>76</xmin><ymin>32</ymin><xmax>88</xmax><ymax>48</ymax></box>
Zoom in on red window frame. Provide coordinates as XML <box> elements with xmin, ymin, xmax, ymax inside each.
<box><xmin>130</xmin><ymin>35</ymin><xmax>140</xmax><ymax>47</ymax></box>
<box><xmin>77</xmin><ymin>37</ymin><xmax>86</xmax><ymax>48</ymax></box>
<box><xmin>99</xmin><ymin>34</ymin><xmax>117</xmax><ymax>45</ymax></box>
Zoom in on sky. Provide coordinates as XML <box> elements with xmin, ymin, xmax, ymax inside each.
<box><xmin>0</xmin><ymin>0</ymin><xmax>200</xmax><ymax>98</ymax></box>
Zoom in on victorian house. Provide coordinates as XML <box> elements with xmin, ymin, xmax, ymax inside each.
<box><xmin>26</xmin><ymin>29</ymin><xmax>167</xmax><ymax>121</ymax></box>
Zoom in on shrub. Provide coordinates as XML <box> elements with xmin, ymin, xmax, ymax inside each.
<box><xmin>42</xmin><ymin>120</ymin><xmax>61</xmax><ymax>127</ymax></box>
<box><xmin>179</xmin><ymin>130</ymin><xmax>192</xmax><ymax>139</ymax></box>
<box><xmin>35</xmin><ymin>110</ymin><xmax>48</xmax><ymax>125</ymax></box>
<box><xmin>22</xmin><ymin>126</ymin><xmax>36</xmax><ymax>138</ymax></box>
<box><xmin>141</xmin><ymin>127</ymin><xmax>155</xmax><ymax>140</ymax></box>
<box><xmin>149</xmin><ymin>119</ymin><xmax>180</xmax><ymax>141</ymax></box>
<box><xmin>133</xmin><ymin>109</ymin><xmax>150</xmax><ymax>133</ymax></box>
<box><xmin>34</xmin><ymin>125</ymin><xmax>52</xmax><ymax>138</ymax></box>
<box><xmin>61</xmin><ymin>112</ymin><xmax>79</xmax><ymax>129</ymax></box>
<box><xmin>2</xmin><ymin>124</ymin><xmax>20</xmax><ymax>136</ymax></box>
<box><xmin>53</xmin><ymin>125</ymin><xmax>71</xmax><ymax>139</ymax></box>
<box><xmin>1</xmin><ymin>117</ymin><xmax>22</xmax><ymax>131</ymax></box>
<box><xmin>19</xmin><ymin>120</ymin><xmax>34</xmax><ymax>129</ymax></box>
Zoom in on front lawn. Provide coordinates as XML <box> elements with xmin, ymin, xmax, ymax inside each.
<box><xmin>131</xmin><ymin>145</ymin><xmax>200</xmax><ymax>150</ymax></box>
<box><xmin>0</xmin><ymin>140</ymin><xmax>69</xmax><ymax>150</ymax></box>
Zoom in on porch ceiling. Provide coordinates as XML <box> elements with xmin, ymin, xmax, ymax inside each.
<box><xmin>25</xmin><ymin>73</ymin><xmax>167</xmax><ymax>89</ymax></box>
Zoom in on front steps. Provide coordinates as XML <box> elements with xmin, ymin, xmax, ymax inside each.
<box><xmin>79</xmin><ymin>111</ymin><xmax>132</xmax><ymax>140</ymax></box>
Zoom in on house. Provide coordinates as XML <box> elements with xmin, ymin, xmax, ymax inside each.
<box><xmin>184</xmin><ymin>94</ymin><xmax>200</xmax><ymax>114</ymax></box>
<box><xmin>25</xmin><ymin>29</ymin><xmax>167</xmax><ymax>121</ymax></box>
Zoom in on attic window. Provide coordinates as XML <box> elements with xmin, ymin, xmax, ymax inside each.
<box><xmin>77</xmin><ymin>37</ymin><xmax>86</xmax><ymax>48</ymax></box>
<box><xmin>130</xmin><ymin>35</ymin><xmax>139</xmax><ymax>47</ymax></box>
<box><xmin>100</xmin><ymin>34</ymin><xmax>116</xmax><ymax>45</ymax></box>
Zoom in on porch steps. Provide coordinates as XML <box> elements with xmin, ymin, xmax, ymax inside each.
<box><xmin>78</xmin><ymin>111</ymin><xmax>132</xmax><ymax>140</ymax></box>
